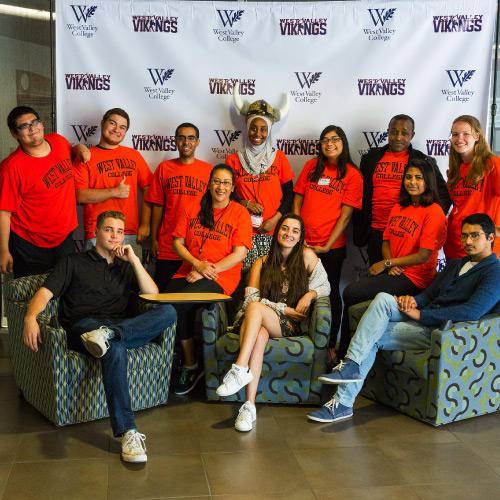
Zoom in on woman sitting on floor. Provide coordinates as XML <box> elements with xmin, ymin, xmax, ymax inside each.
<box><xmin>216</xmin><ymin>213</ymin><xmax>330</xmax><ymax>432</ymax></box>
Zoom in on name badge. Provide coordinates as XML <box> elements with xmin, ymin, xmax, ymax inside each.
<box><xmin>318</xmin><ymin>178</ymin><xmax>330</xmax><ymax>186</ymax></box>
<box><xmin>251</xmin><ymin>215</ymin><xmax>264</xmax><ymax>228</ymax></box>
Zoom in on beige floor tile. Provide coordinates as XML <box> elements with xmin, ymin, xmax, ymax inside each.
<box><xmin>212</xmin><ymin>492</ymin><xmax>316</xmax><ymax>499</ymax></box>
<box><xmin>0</xmin><ymin>462</ymin><xmax>12</xmax><ymax>494</ymax></box>
<box><xmin>466</xmin><ymin>438</ymin><xmax>500</xmax><ymax>469</ymax></box>
<box><xmin>356</xmin><ymin>412</ymin><xmax>459</xmax><ymax>444</ymax></box>
<box><xmin>278</xmin><ymin>415</ymin><xmax>376</xmax><ymax>449</ymax></box>
<box><xmin>0</xmin><ymin>376</ymin><xmax>20</xmax><ymax>401</ymax></box>
<box><xmin>190</xmin><ymin>400</ymin><xmax>241</xmax><ymax>421</ymax></box>
<box><xmin>195</xmin><ymin>416</ymin><xmax>287</xmax><ymax>453</ymax></box>
<box><xmin>134</xmin><ymin>397</ymin><xmax>194</xmax><ymax>423</ymax></box>
<box><xmin>107</xmin><ymin>453</ymin><xmax>209</xmax><ymax>499</ymax></box>
<box><xmin>0</xmin><ymin>357</ymin><xmax>13</xmax><ymax>377</ymax></box>
<box><xmin>110</xmin><ymin>419</ymin><xmax>200</xmax><ymax>456</ymax></box>
<box><xmin>15</xmin><ymin>420</ymin><xmax>110</xmax><ymax>462</ymax></box>
<box><xmin>203</xmin><ymin>449</ymin><xmax>310</xmax><ymax>495</ymax></box>
<box><xmin>294</xmin><ymin>446</ymin><xmax>408</xmax><ymax>490</ymax></box>
<box><xmin>2</xmin><ymin>458</ymin><xmax>108</xmax><ymax>500</ymax></box>
<box><xmin>0</xmin><ymin>400</ymin><xmax>28</xmax><ymax>432</ymax></box>
<box><xmin>378</xmin><ymin>442</ymin><xmax>500</xmax><ymax>485</ymax></box>
<box><xmin>412</xmin><ymin>482</ymin><xmax>500</xmax><ymax>500</ymax></box>
<box><xmin>314</xmin><ymin>485</ymin><xmax>420</xmax><ymax>500</ymax></box>
<box><xmin>0</xmin><ymin>434</ymin><xmax>22</xmax><ymax>462</ymax></box>
<box><xmin>262</xmin><ymin>403</ymin><xmax>318</xmax><ymax>418</ymax></box>
<box><xmin>447</xmin><ymin>411</ymin><xmax>500</xmax><ymax>443</ymax></box>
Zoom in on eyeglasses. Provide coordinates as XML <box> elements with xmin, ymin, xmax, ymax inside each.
<box><xmin>211</xmin><ymin>179</ymin><xmax>233</xmax><ymax>187</ymax></box>
<box><xmin>16</xmin><ymin>118</ymin><xmax>42</xmax><ymax>131</ymax></box>
<box><xmin>176</xmin><ymin>135</ymin><xmax>197</xmax><ymax>142</ymax></box>
<box><xmin>459</xmin><ymin>232</ymin><xmax>486</xmax><ymax>241</ymax></box>
<box><xmin>320</xmin><ymin>137</ymin><xmax>342</xmax><ymax>145</ymax></box>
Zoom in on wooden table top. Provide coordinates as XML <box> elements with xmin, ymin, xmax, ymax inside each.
<box><xmin>139</xmin><ymin>292</ymin><xmax>232</xmax><ymax>303</ymax></box>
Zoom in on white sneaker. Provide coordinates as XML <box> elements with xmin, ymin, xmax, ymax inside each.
<box><xmin>121</xmin><ymin>430</ymin><xmax>147</xmax><ymax>463</ymax></box>
<box><xmin>216</xmin><ymin>364</ymin><xmax>253</xmax><ymax>397</ymax></box>
<box><xmin>80</xmin><ymin>326</ymin><xmax>113</xmax><ymax>358</ymax></box>
<box><xmin>235</xmin><ymin>401</ymin><xmax>256</xmax><ymax>432</ymax></box>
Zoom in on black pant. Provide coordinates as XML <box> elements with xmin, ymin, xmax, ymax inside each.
<box><xmin>318</xmin><ymin>246</ymin><xmax>346</xmax><ymax>348</ymax></box>
<box><xmin>337</xmin><ymin>273</ymin><xmax>421</xmax><ymax>360</ymax></box>
<box><xmin>155</xmin><ymin>259</ymin><xmax>183</xmax><ymax>292</ymax></box>
<box><xmin>9</xmin><ymin>230</ymin><xmax>75</xmax><ymax>279</ymax></box>
<box><xmin>366</xmin><ymin>228</ymin><xmax>384</xmax><ymax>267</ymax></box>
<box><xmin>165</xmin><ymin>278</ymin><xmax>223</xmax><ymax>341</ymax></box>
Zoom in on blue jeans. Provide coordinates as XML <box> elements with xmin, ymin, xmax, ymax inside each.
<box><xmin>334</xmin><ymin>292</ymin><xmax>432</xmax><ymax>408</ymax></box>
<box><xmin>70</xmin><ymin>303</ymin><xmax>176</xmax><ymax>436</ymax></box>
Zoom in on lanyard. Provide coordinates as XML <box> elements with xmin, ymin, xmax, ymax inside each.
<box><xmin>197</xmin><ymin>201</ymin><xmax>231</xmax><ymax>259</ymax></box>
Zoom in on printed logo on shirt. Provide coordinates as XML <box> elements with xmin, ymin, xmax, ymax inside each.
<box><xmin>132</xmin><ymin>134</ymin><xmax>177</xmax><ymax>152</ymax></box>
<box><xmin>95</xmin><ymin>158</ymin><xmax>138</xmax><ymax>179</ymax></box>
<box><xmin>358</xmin><ymin>78</ymin><xmax>406</xmax><ymax>96</ymax></box>
<box><xmin>363</xmin><ymin>8</ymin><xmax>397</xmax><ymax>41</ymax></box>
<box><xmin>373</xmin><ymin>159</ymin><xmax>406</xmax><ymax>180</ymax></box>
<box><xmin>426</xmin><ymin>139</ymin><xmax>450</xmax><ymax>157</ymax></box>
<box><xmin>441</xmin><ymin>70</ymin><xmax>475</xmax><ymax>103</ymax></box>
<box><xmin>41</xmin><ymin>159</ymin><xmax>73</xmax><ymax>189</ymax></box>
<box><xmin>71</xmin><ymin>124</ymin><xmax>98</xmax><ymax>147</ymax></box>
<box><xmin>213</xmin><ymin>9</ymin><xmax>245</xmax><ymax>43</ymax></box>
<box><xmin>279</xmin><ymin>18</ymin><xmax>327</xmax><ymax>36</ymax></box>
<box><xmin>208</xmin><ymin>78</ymin><xmax>255</xmax><ymax>95</ymax></box>
<box><xmin>164</xmin><ymin>175</ymin><xmax>208</xmax><ymax>197</ymax></box>
<box><xmin>132</xmin><ymin>15</ymin><xmax>178</xmax><ymax>33</ymax></box>
<box><xmin>65</xmin><ymin>74</ymin><xmax>110</xmax><ymax>90</ymax></box>
<box><xmin>234</xmin><ymin>165</ymin><xmax>279</xmax><ymax>183</ymax></box>
<box><xmin>66</xmin><ymin>5</ymin><xmax>98</xmax><ymax>38</ymax></box>
<box><xmin>308</xmin><ymin>177</ymin><xmax>345</xmax><ymax>196</ymax></box>
<box><xmin>291</xmin><ymin>72</ymin><xmax>323</xmax><ymax>105</ymax></box>
<box><xmin>143</xmin><ymin>68</ymin><xmax>175</xmax><ymax>101</ymax></box>
<box><xmin>450</xmin><ymin>176</ymin><xmax>484</xmax><ymax>198</ymax></box>
<box><xmin>433</xmin><ymin>15</ymin><xmax>483</xmax><ymax>33</ymax></box>
<box><xmin>276</xmin><ymin>139</ymin><xmax>319</xmax><ymax>156</ymax></box>
<box><xmin>357</xmin><ymin>131</ymin><xmax>387</xmax><ymax>156</ymax></box>
<box><xmin>211</xmin><ymin>130</ymin><xmax>241</xmax><ymax>159</ymax></box>
<box><xmin>189</xmin><ymin>217</ymin><xmax>234</xmax><ymax>242</ymax></box>
<box><xmin>387</xmin><ymin>214</ymin><xmax>420</xmax><ymax>238</ymax></box>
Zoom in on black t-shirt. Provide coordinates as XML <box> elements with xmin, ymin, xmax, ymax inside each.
<box><xmin>43</xmin><ymin>247</ymin><xmax>139</xmax><ymax>331</ymax></box>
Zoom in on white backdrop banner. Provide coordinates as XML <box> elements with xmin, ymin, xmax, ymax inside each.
<box><xmin>56</xmin><ymin>0</ymin><xmax>497</xmax><ymax>280</ymax></box>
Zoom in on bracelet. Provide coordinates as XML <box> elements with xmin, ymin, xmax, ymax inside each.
<box><xmin>245</xmin><ymin>200</ymin><xmax>250</xmax><ymax>208</ymax></box>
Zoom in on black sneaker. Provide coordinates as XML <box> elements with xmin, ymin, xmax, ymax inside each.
<box><xmin>173</xmin><ymin>365</ymin><xmax>204</xmax><ymax>395</ymax></box>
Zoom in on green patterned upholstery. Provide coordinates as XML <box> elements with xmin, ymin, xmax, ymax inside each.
<box><xmin>6</xmin><ymin>274</ymin><xmax>176</xmax><ymax>427</ymax></box>
<box><xmin>202</xmin><ymin>296</ymin><xmax>331</xmax><ymax>404</ymax></box>
<box><xmin>349</xmin><ymin>301</ymin><xmax>500</xmax><ymax>426</ymax></box>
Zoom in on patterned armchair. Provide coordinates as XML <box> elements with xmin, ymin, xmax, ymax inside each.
<box><xmin>6</xmin><ymin>273</ymin><xmax>176</xmax><ymax>427</ymax></box>
<box><xmin>201</xmin><ymin>297</ymin><xmax>331</xmax><ymax>404</ymax></box>
<box><xmin>349</xmin><ymin>301</ymin><xmax>500</xmax><ymax>426</ymax></box>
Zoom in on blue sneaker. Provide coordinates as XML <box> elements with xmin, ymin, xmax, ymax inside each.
<box><xmin>307</xmin><ymin>398</ymin><xmax>353</xmax><ymax>423</ymax></box>
<box><xmin>318</xmin><ymin>359</ymin><xmax>362</xmax><ymax>384</ymax></box>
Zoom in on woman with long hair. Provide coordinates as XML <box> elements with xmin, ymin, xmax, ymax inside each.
<box><xmin>215</xmin><ymin>213</ymin><xmax>330</xmax><ymax>431</ymax></box>
<box><xmin>444</xmin><ymin>115</ymin><xmax>500</xmax><ymax>259</ymax></box>
<box><xmin>336</xmin><ymin>158</ymin><xmax>448</xmax><ymax>359</ymax></box>
<box><xmin>226</xmin><ymin>83</ymin><xmax>295</xmax><ymax>270</ymax></box>
<box><xmin>292</xmin><ymin>125</ymin><xmax>363</xmax><ymax>348</ymax></box>
<box><xmin>166</xmin><ymin>164</ymin><xmax>253</xmax><ymax>395</ymax></box>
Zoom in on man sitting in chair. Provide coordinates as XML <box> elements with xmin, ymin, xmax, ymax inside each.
<box><xmin>308</xmin><ymin>213</ymin><xmax>500</xmax><ymax>423</ymax></box>
<box><xmin>22</xmin><ymin>210</ymin><xmax>176</xmax><ymax>464</ymax></box>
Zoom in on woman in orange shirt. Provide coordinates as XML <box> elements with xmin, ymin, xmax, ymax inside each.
<box><xmin>292</xmin><ymin>125</ymin><xmax>363</xmax><ymax>346</ymax></box>
<box><xmin>444</xmin><ymin>115</ymin><xmax>500</xmax><ymax>259</ymax></box>
<box><xmin>337</xmin><ymin>159</ymin><xmax>447</xmax><ymax>359</ymax></box>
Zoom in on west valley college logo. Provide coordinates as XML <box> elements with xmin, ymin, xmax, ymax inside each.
<box><xmin>212</xmin><ymin>130</ymin><xmax>241</xmax><ymax>159</ymax></box>
<box><xmin>433</xmin><ymin>15</ymin><xmax>482</xmax><ymax>33</ymax></box>
<box><xmin>362</xmin><ymin>8</ymin><xmax>397</xmax><ymax>41</ymax></box>
<box><xmin>213</xmin><ymin>9</ymin><xmax>244</xmax><ymax>43</ymax></box>
<box><xmin>358</xmin><ymin>131</ymin><xmax>387</xmax><ymax>156</ymax></box>
<box><xmin>441</xmin><ymin>69</ymin><xmax>475</xmax><ymax>103</ymax></box>
<box><xmin>132</xmin><ymin>15</ymin><xmax>178</xmax><ymax>33</ymax></box>
<box><xmin>143</xmin><ymin>68</ymin><xmax>175</xmax><ymax>100</ymax></box>
<box><xmin>279</xmin><ymin>18</ymin><xmax>327</xmax><ymax>35</ymax></box>
<box><xmin>71</xmin><ymin>124</ymin><xmax>98</xmax><ymax>146</ymax></box>
<box><xmin>66</xmin><ymin>5</ymin><xmax>98</xmax><ymax>38</ymax></box>
<box><xmin>291</xmin><ymin>72</ymin><xmax>322</xmax><ymax>104</ymax></box>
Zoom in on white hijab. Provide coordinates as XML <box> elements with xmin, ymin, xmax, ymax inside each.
<box><xmin>237</xmin><ymin>116</ymin><xmax>277</xmax><ymax>176</ymax></box>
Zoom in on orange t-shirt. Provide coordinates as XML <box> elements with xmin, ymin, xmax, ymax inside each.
<box><xmin>0</xmin><ymin>133</ymin><xmax>77</xmax><ymax>247</ymax></box>
<box><xmin>294</xmin><ymin>159</ymin><xmax>363</xmax><ymax>249</ymax></box>
<box><xmin>383</xmin><ymin>203</ymin><xmax>447</xmax><ymax>290</ymax></box>
<box><xmin>73</xmin><ymin>145</ymin><xmax>153</xmax><ymax>240</ymax></box>
<box><xmin>371</xmin><ymin>150</ymin><xmax>410</xmax><ymax>231</ymax></box>
<box><xmin>444</xmin><ymin>156</ymin><xmax>500</xmax><ymax>259</ymax></box>
<box><xmin>226</xmin><ymin>149</ymin><xmax>294</xmax><ymax>234</ymax></box>
<box><xmin>145</xmin><ymin>159</ymin><xmax>212</xmax><ymax>260</ymax></box>
<box><xmin>172</xmin><ymin>200</ymin><xmax>253</xmax><ymax>295</ymax></box>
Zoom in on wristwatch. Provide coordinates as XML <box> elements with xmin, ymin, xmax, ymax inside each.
<box><xmin>385</xmin><ymin>259</ymin><xmax>392</xmax><ymax>268</ymax></box>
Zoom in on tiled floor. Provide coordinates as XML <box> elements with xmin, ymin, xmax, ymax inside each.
<box><xmin>1</xmin><ymin>332</ymin><xmax>500</xmax><ymax>500</ymax></box>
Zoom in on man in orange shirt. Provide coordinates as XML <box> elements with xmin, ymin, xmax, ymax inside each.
<box><xmin>353</xmin><ymin>114</ymin><xmax>451</xmax><ymax>265</ymax></box>
<box><xmin>73</xmin><ymin>108</ymin><xmax>153</xmax><ymax>260</ymax></box>
<box><xmin>146</xmin><ymin>123</ymin><xmax>212</xmax><ymax>291</ymax></box>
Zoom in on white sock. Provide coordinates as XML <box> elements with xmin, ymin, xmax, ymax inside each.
<box><xmin>234</xmin><ymin>363</ymin><xmax>249</xmax><ymax>373</ymax></box>
<box><xmin>185</xmin><ymin>362</ymin><xmax>198</xmax><ymax>371</ymax></box>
